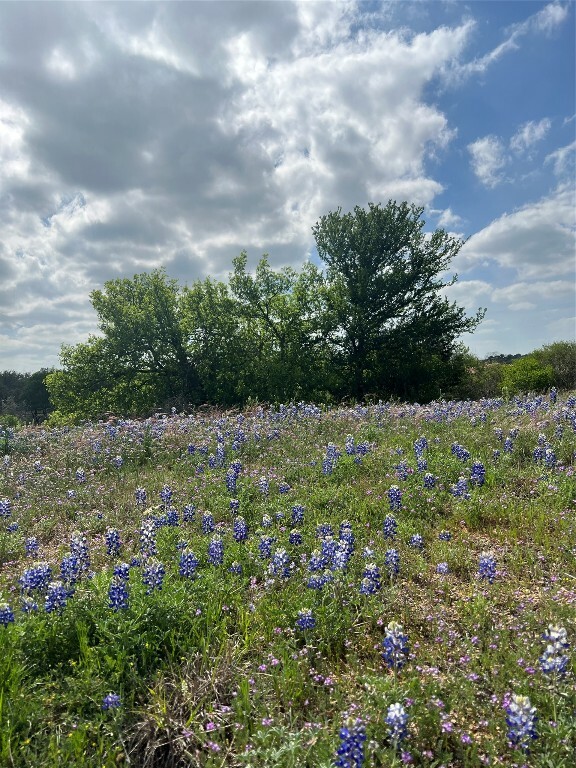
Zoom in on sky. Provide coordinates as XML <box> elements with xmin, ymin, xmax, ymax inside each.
<box><xmin>0</xmin><ymin>0</ymin><xmax>574</xmax><ymax>373</ymax></box>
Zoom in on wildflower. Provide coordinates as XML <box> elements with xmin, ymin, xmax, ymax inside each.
<box><xmin>75</xmin><ymin>468</ymin><xmax>86</xmax><ymax>483</ymax></box>
<box><xmin>505</xmin><ymin>694</ymin><xmax>537</xmax><ymax>751</ymax></box>
<box><xmin>202</xmin><ymin>512</ymin><xmax>215</xmax><ymax>534</ymax></box>
<box><xmin>159</xmin><ymin>485</ymin><xmax>173</xmax><ymax>505</ymax></box>
<box><xmin>544</xmin><ymin>448</ymin><xmax>557</xmax><ymax>468</ymax></box>
<box><xmin>450</xmin><ymin>476</ymin><xmax>470</xmax><ymax>498</ymax></box>
<box><xmin>142</xmin><ymin>559</ymin><xmax>165</xmax><ymax>593</ymax></box>
<box><xmin>503</xmin><ymin>437</ymin><xmax>513</xmax><ymax>453</ymax></box>
<box><xmin>179</xmin><ymin>549</ymin><xmax>199</xmax><ymax>579</ymax></box>
<box><xmin>108</xmin><ymin>577</ymin><xmax>129</xmax><ymax>611</ymax></box>
<box><xmin>539</xmin><ymin>625</ymin><xmax>570</xmax><ymax>676</ymax></box>
<box><xmin>111</xmin><ymin>455</ymin><xmax>123</xmax><ymax>469</ymax></box>
<box><xmin>258</xmin><ymin>535</ymin><xmax>274</xmax><ymax>559</ymax></box>
<box><xmin>382</xmin><ymin>621</ymin><xmax>409</xmax><ymax>671</ymax></box>
<box><xmin>135</xmin><ymin>487</ymin><xmax>147</xmax><ymax>506</ymax></box>
<box><xmin>113</xmin><ymin>562</ymin><xmax>130</xmax><ymax>580</ymax></box>
<box><xmin>70</xmin><ymin>532</ymin><xmax>91</xmax><ymax>575</ymax></box>
<box><xmin>225</xmin><ymin>469</ymin><xmax>237</xmax><ymax>494</ymax></box>
<box><xmin>470</xmin><ymin>462</ymin><xmax>486</xmax><ymax>487</ymax></box>
<box><xmin>335</xmin><ymin>719</ymin><xmax>366</xmax><ymax>767</ymax></box>
<box><xmin>25</xmin><ymin>537</ymin><xmax>39</xmax><ymax>557</ymax></box>
<box><xmin>289</xmin><ymin>530</ymin><xmax>303</xmax><ymax>545</ymax></box>
<box><xmin>278</xmin><ymin>482</ymin><xmax>291</xmax><ymax>494</ymax></box>
<box><xmin>0</xmin><ymin>602</ymin><xmax>14</xmax><ymax>626</ymax></box>
<box><xmin>478</xmin><ymin>553</ymin><xmax>496</xmax><ymax>583</ymax></box>
<box><xmin>396</xmin><ymin>461</ymin><xmax>409</xmax><ymax>480</ymax></box>
<box><xmin>451</xmin><ymin>442</ymin><xmax>470</xmax><ymax>461</ymax></box>
<box><xmin>233</xmin><ymin>516</ymin><xmax>248</xmax><ymax>542</ymax></box>
<box><xmin>60</xmin><ymin>554</ymin><xmax>81</xmax><ymax>592</ymax></box>
<box><xmin>258</xmin><ymin>477</ymin><xmax>269</xmax><ymax>495</ymax></box>
<box><xmin>269</xmin><ymin>548</ymin><xmax>291</xmax><ymax>579</ymax></box>
<box><xmin>261</xmin><ymin>513</ymin><xmax>273</xmax><ymax>528</ymax></box>
<box><xmin>182</xmin><ymin>504</ymin><xmax>196</xmax><ymax>522</ymax></box>
<box><xmin>166</xmin><ymin>507</ymin><xmax>179</xmax><ymax>526</ymax></box>
<box><xmin>438</xmin><ymin>530</ymin><xmax>451</xmax><ymax>541</ymax></box>
<box><xmin>316</xmin><ymin>522</ymin><xmax>333</xmax><ymax>538</ymax></box>
<box><xmin>229</xmin><ymin>561</ymin><xmax>243</xmax><ymax>575</ymax></box>
<box><xmin>291</xmin><ymin>504</ymin><xmax>305</xmax><ymax>525</ymax></box>
<box><xmin>308</xmin><ymin>549</ymin><xmax>328</xmax><ymax>572</ymax></box>
<box><xmin>417</xmin><ymin>457</ymin><xmax>427</xmax><ymax>472</ymax></box>
<box><xmin>45</xmin><ymin>581</ymin><xmax>68</xmax><ymax>613</ymax></box>
<box><xmin>105</xmin><ymin>528</ymin><xmax>122</xmax><ymax>557</ymax></box>
<box><xmin>388</xmin><ymin>486</ymin><xmax>402</xmax><ymax>511</ymax></box>
<box><xmin>296</xmin><ymin>608</ymin><xmax>316</xmax><ymax>631</ymax></box>
<box><xmin>0</xmin><ymin>498</ymin><xmax>11</xmax><ymax>517</ymax></box>
<box><xmin>383</xmin><ymin>514</ymin><xmax>397</xmax><ymax>540</ymax></box>
<box><xmin>408</xmin><ymin>534</ymin><xmax>424</xmax><ymax>550</ymax></box>
<box><xmin>361</xmin><ymin>563</ymin><xmax>381</xmax><ymax>593</ymax></box>
<box><xmin>102</xmin><ymin>693</ymin><xmax>121</xmax><ymax>710</ymax></box>
<box><xmin>19</xmin><ymin>562</ymin><xmax>52</xmax><ymax>593</ymax></box>
<box><xmin>436</xmin><ymin>562</ymin><xmax>449</xmax><ymax>575</ymax></box>
<box><xmin>385</xmin><ymin>548</ymin><xmax>400</xmax><ymax>578</ymax></box>
<box><xmin>423</xmin><ymin>472</ymin><xmax>436</xmax><ymax>488</ymax></box>
<box><xmin>207</xmin><ymin>535</ymin><xmax>224</xmax><ymax>566</ymax></box>
<box><xmin>386</xmin><ymin>703</ymin><xmax>409</xmax><ymax>748</ymax></box>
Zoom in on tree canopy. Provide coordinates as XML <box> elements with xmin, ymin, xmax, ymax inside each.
<box><xmin>45</xmin><ymin>201</ymin><xmax>492</xmax><ymax>419</ymax></box>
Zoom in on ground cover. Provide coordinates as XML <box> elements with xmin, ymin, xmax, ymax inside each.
<box><xmin>0</xmin><ymin>394</ymin><xmax>574</xmax><ymax>767</ymax></box>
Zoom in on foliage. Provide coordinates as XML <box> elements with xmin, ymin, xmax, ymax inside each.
<box><xmin>502</xmin><ymin>355</ymin><xmax>555</xmax><ymax>395</ymax></box>
<box><xmin>532</xmin><ymin>341</ymin><xmax>576</xmax><ymax>390</ymax></box>
<box><xmin>312</xmin><ymin>201</ymin><xmax>485</xmax><ymax>399</ymax></box>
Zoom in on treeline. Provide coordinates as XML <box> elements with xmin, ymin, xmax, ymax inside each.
<box><xmin>0</xmin><ymin>370</ymin><xmax>52</xmax><ymax>426</ymax></box>
<box><xmin>2</xmin><ymin>201</ymin><xmax>573</xmax><ymax>424</ymax></box>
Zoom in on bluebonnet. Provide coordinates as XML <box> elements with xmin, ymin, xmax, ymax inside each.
<box><xmin>229</xmin><ymin>499</ymin><xmax>240</xmax><ymax>514</ymax></box>
<box><xmin>102</xmin><ymin>693</ymin><xmax>122</xmax><ymax>710</ymax></box>
<box><xmin>159</xmin><ymin>485</ymin><xmax>173</xmax><ymax>505</ymax></box>
<box><xmin>111</xmin><ymin>455</ymin><xmax>123</xmax><ymax>469</ymax></box>
<box><xmin>470</xmin><ymin>462</ymin><xmax>486</xmax><ymax>487</ymax></box>
<box><xmin>261</xmin><ymin>513</ymin><xmax>273</xmax><ymax>528</ymax></box>
<box><xmin>7</xmin><ymin>522</ymin><xmax>18</xmax><ymax>533</ymax></box>
<box><xmin>549</xmin><ymin>386</ymin><xmax>557</xmax><ymax>404</ymax></box>
<box><xmin>105</xmin><ymin>528</ymin><xmax>122</xmax><ymax>557</ymax></box>
<box><xmin>332</xmin><ymin>542</ymin><xmax>352</xmax><ymax>571</ymax></box>
<box><xmin>233</xmin><ymin>516</ymin><xmax>248</xmax><ymax>542</ymax></box>
<box><xmin>187</xmin><ymin>443</ymin><xmax>196</xmax><ymax>455</ymax></box>
<box><xmin>269</xmin><ymin>548</ymin><xmax>291</xmax><ymax>579</ymax></box>
<box><xmin>413</xmin><ymin>436</ymin><xmax>428</xmax><ymax>456</ymax></box>
<box><xmin>308</xmin><ymin>549</ymin><xmax>328</xmax><ymax>572</ymax></box>
<box><xmin>45</xmin><ymin>581</ymin><xmax>68</xmax><ymax>612</ymax></box>
<box><xmin>395</xmin><ymin>461</ymin><xmax>409</xmax><ymax>480</ymax></box>
<box><xmin>322</xmin><ymin>456</ymin><xmax>334</xmax><ymax>475</ymax></box>
<box><xmin>201</xmin><ymin>512</ymin><xmax>215</xmax><ymax>534</ymax></box>
<box><xmin>307</xmin><ymin>573</ymin><xmax>327</xmax><ymax>590</ymax></box>
<box><xmin>386</xmin><ymin>703</ymin><xmax>408</xmax><ymax>748</ymax></box>
<box><xmin>142</xmin><ymin>559</ymin><xmax>165</xmax><ymax>593</ymax></box>
<box><xmin>296</xmin><ymin>608</ymin><xmax>316</xmax><ymax>630</ymax></box>
<box><xmin>278</xmin><ymin>482</ymin><xmax>291</xmax><ymax>494</ymax></box>
<box><xmin>316</xmin><ymin>522</ymin><xmax>333</xmax><ymax>538</ymax></box>
<box><xmin>505</xmin><ymin>694</ymin><xmax>537</xmax><ymax>751</ymax></box>
<box><xmin>60</xmin><ymin>555</ymin><xmax>81</xmax><ymax>592</ymax></box>
<box><xmin>135</xmin><ymin>487</ymin><xmax>147</xmax><ymax>506</ymax></box>
<box><xmin>182</xmin><ymin>504</ymin><xmax>196</xmax><ymax>522</ymax></box>
<box><xmin>113</xmin><ymin>562</ymin><xmax>131</xmax><ymax>580</ymax></box>
<box><xmin>75</xmin><ymin>468</ymin><xmax>86</xmax><ymax>483</ymax></box>
<box><xmin>494</xmin><ymin>428</ymin><xmax>503</xmax><ymax>442</ymax></box>
<box><xmin>450</xmin><ymin>476</ymin><xmax>470</xmax><ymax>499</ymax></box>
<box><xmin>334</xmin><ymin>719</ymin><xmax>366</xmax><ymax>768</ymax></box>
<box><xmin>436</xmin><ymin>562</ymin><xmax>449</xmax><ymax>574</ymax></box>
<box><xmin>385</xmin><ymin>548</ymin><xmax>400</xmax><ymax>577</ymax></box>
<box><xmin>21</xmin><ymin>596</ymin><xmax>38</xmax><ymax>613</ymax></box>
<box><xmin>362</xmin><ymin>563</ymin><xmax>381</xmax><ymax>591</ymax></box>
<box><xmin>179</xmin><ymin>549</ymin><xmax>199</xmax><ymax>579</ymax></box>
<box><xmin>108</xmin><ymin>577</ymin><xmax>129</xmax><ymax>610</ymax></box>
<box><xmin>258</xmin><ymin>535</ymin><xmax>274</xmax><ymax>559</ymax></box>
<box><xmin>492</xmin><ymin>449</ymin><xmax>501</xmax><ymax>461</ymax></box>
<box><xmin>208</xmin><ymin>535</ymin><xmax>224</xmax><ymax>566</ymax></box>
<box><xmin>383</xmin><ymin>514</ymin><xmax>397</xmax><ymax>540</ymax></box>
<box><xmin>544</xmin><ymin>448</ymin><xmax>556</xmax><ymax>468</ymax></box>
<box><xmin>229</xmin><ymin>561</ymin><xmax>243</xmax><ymax>575</ymax></box>
<box><xmin>69</xmin><ymin>532</ymin><xmax>90</xmax><ymax>576</ymax></box>
<box><xmin>451</xmin><ymin>443</ymin><xmax>470</xmax><ymax>461</ymax></box>
<box><xmin>388</xmin><ymin>486</ymin><xmax>402</xmax><ymax>511</ymax></box>
<box><xmin>225</xmin><ymin>469</ymin><xmax>237</xmax><ymax>494</ymax></box>
<box><xmin>0</xmin><ymin>498</ymin><xmax>11</xmax><ymax>517</ymax></box>
<box><xmin>539</xmin><ymin>625</ymin><xmax>570</xmax><ymax>676</ymax></box>
<box><xmin>165</xmin><ymin>507</ymin><xmax>179</xmax><ymax>526</ymax></box>
<box><xmin>533</xmin><ymin>446</ymin><xmax>545</xmax><ymax>463</ymax></box>
<box><xmin>291</xmin><ymin>505</ymin><xmax>305</xmax><ymax>525</ymax></box>
<box><xmin>382</xmin><ymin>621</ymin><xmax>409</xmax><ymax>670</ymax></box>
<box><xmin>289</xmin><ymin>530</ymin><xmax>302</xmax><ymax>545</ymax></box>
<box><xmin>339</xmin><ymin>520</ymin><xmax>354</xmax><ymax>544</ymax></box>
<box><xmin>438</xmin><ymin>530</ymin><xmax>451</xmax><ymax>541</ymax></box>
<box><xmin>258</xmin><ymin>477</ymin><xmax>269</xmax><ymax>496</ymax></box>
<box><xmin>503</xmin><ymin>437</ymin><xmax>514</xmax><ymax>453</ymax></box>
<box><xmin>409</xmin><ymin>534</ymin><xmax>424</xmax><ymax>550</ymax></box>
<box><xmin>0</xmin><ymin>602</ymin><xmax>14</xmax><ymax>626</ymax></box>
<box><xmin>417</xmin><ymin>457</ymin><xmax>427</xmax><ymax>472</ymax></box>
<box><xmin>20</xmin><ymin>562</ymin><xmax>52</xmax><ymax>593</ymax></box>
<box><xmin>25</xmin><ymin>537</ymin><xmax>39</xmax><ymax>557</ymax></box>
<box><xmin>321</xmin><ymin>536</ymin><xmax>338</xmax><ymax>561</ymax></box>
<box><xmin>478</xmin><ymin>552</ymin><xmax>497</xmax><ymax>583</ymax></box>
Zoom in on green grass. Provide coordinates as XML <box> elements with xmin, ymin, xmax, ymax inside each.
<box><xmin>0</xmin><ymin>395</ymin><xmax>575</xmax><ymax>766</ymax></box>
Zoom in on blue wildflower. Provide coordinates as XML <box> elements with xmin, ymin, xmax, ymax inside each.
<box><xmin>25</xmin><ymin>537</ymin><xmax>39</xmax><ymax>557</ymax></box>
<box><xmin>289</xmin><ymin>530</ymin><xmax>303</xmax><ymax>545</ymax></box>
<box><xmin>296</xmin><ymin>608</ymin><xmax>316</xmax><ymax>630</ymax></box>
<box><xmin>438</xmin><ymin>530</ymin><xmax>451</xmax><ymax>541</ymax></box>
<box><xmin>102</xmin><ymin>693</ymin><xmax>122</xmax><ymax>710</ymax></box>
<box><xmin>382</xmin><ymin>620</ymin><xmax>409</xmax><ymax>671</ymax></box>
<box><xmin>233</xmin><ymin>516</ymin><xmax>248</xmax><ymax>542</ymax></box>
<box><xmin>335</xmin><ymin>719</ymin><xmax>366</xmax><ymax>767</ymax></box>
<box><xmin>202</xmin><ymin>512</ymin><xmax>215</xmax><ymax>534</ymax></box>
<box><xmin>135</xmin><ymin>487</ymin><xmax>147</xmax><ymax>506</ymax></box>
<box><xmin>182</xmin><ymin>504</ymin><xmax>196</xmax><ymax>522</ymax></box>
<box><xmin>258</xmin><ymin>535</ymin><xmax>274</xmax><ymax>559</ymax></box>
<box><xmin>105</xmin><ymin>528</ymin><xmax>122</xmax><ymax>557</ymax></box>
<box><xmin>470</xmin><ymin>462</ymin><xmax>486</xmax><ymax>487</ymax></box>
<box><xmin>505</xmin><ymin>694</ymin><xmax>537</xmax><ymax>751</ymax></box>
<box><xmin>207</xmin><ymin>535</ymin><xmax>224</xmax><ymax>566</ymax></box>
<box><xmin>478</xmin><ymin>552</ymin><xmax>496</xmax><ymax>583</ymax></box>
<box><xmin>269</xmin><ymin>548</ymin><xmax>291</xmax><ymax>579</ymax></box>
<box><xmin>108</xmin><ymin>577</ymin><xmax>129</xmax><ymax>611</ymax></box>
<box><xmin>159</xmin><ymin>485</ymin><xmax>173</xmax><ymax>505</ymax></box>
<box><xmin>179</xmin><ymin>549</ymin><xmax>199</xmax><ymax>579</ymax></box>
<box><xmin>45</xmin><ymin>581</ymin><xmax>68</xmax><ymax>613</ymax></box>
<box><xmin>142</xmin><ymin>559</ymin><xmax>165</xmax><ymax>593</ymax></box>
<box><xmin>383</xmin><ymin>514</ymin><xmax>397</xmax><ymax>540</ymax></box>
<box><xmin>386</xmin><ymin>703</ymin><xmax>409</xmax><ymax>748</ymax></box>
<box><xmin>539</xmin><ymin>625</ymin><xmax>569</xmax><ymax>676</ymax></box>
<box><xmin>229</xmin><ymin>561</ymin><xmax>243</xmax><ymax>575</ymax></box>
<box><xmin>409</xmin><ymin>534</ymin><xmax>424</xmax><ymax>550</ymax></box>
<box><xmin>388</xmin><ymin>486</ymin><xmax>402</xmax><ymax>511</ymax></box>
<box><xmin>385</xmin><ymin>548</ymin><xmax>400</xmax><ymax>578</ymax></box>
<box><xmin>0</xmin><ymin>601</ymin><xmax>15</xmax><ymax>626</ymax></box>
<box><xmin>0</xmin><ymin>498</ymin><xmax>11</xmax><ymax>517</ymax></box>
<box><xmin>291</xmin><ymin>505</ymin><xmax>305</xmax><ymax>525</ymax></box>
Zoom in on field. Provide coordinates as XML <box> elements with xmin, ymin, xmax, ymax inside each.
<box><xmin>0</xmin><ymin>394</ymin><xmax>575</xmax><ymax>767</ymax></box>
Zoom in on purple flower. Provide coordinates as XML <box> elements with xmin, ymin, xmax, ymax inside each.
<box><xmin>102</xmin><ymin>693</ymin><xmax>121</xmax><ymax>710</ymax></box>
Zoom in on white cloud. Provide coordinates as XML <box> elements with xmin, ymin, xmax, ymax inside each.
<box><xmin>468</xmin><ymin>136</ymin><xmax>507</xmax><ymax>187</ymax></box>
<box><xmin>510</xmin><ymin>118</ymin><xmax>551</xmax><ymax>153</ymax></box>
<box><xmin>458</xmin><ymin>184</ymin><xmax>576</xmax><ymax>278</ymax></box>
<box><xmin>545</xmin><ymin>140</ymin><xmax>576</xmax><ymax>177</ymax></box>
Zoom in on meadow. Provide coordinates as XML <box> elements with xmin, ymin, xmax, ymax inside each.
<box><xmin>0</xmin><ymin>393</ymin><xmax>574</xmax><ymax>767</ymax></box>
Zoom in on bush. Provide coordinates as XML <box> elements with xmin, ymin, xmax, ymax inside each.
<box><xmin>532</xmin><ymin>341</ymin><xmax>576</xmax><ymax>390</ymax></box>
<box><xmin>502</xmin><ymin>355</ymin><xmax>554</xmax><ymax>395</ymax></box>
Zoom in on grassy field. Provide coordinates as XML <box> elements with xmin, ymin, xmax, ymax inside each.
<box><xmin>0</xmin><ymin>394</ymin><xmax>574</xmax><ymax>767</ymax></box>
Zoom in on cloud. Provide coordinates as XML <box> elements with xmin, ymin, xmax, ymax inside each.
<box><xmin>510</xmin><ymin>118</ymin><xmax>551</xmax><ymax>154</ymax></box>
<box><xmin>458</xmin><ymin>184</ymin><xmax>576</xmax><ymax>278</ymax></box>
<box><xmin>468</xmin><ymin>136</ymin><xmax>507</xmax><ymax>187</ymax></box>
<box><xmin>545</xmin><ymin>140</ymin><xmax>576</xmax><ymax>177</ymax></box>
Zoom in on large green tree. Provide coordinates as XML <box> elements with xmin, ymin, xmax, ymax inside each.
<box><xmin>312</xmin><ymin>201</ymin><xmax>485</xmax><ymax>399</ymax></box>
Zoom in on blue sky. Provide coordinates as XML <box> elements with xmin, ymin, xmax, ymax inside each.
<box><xmin>0</xmin><ymin>0</ymin><xmax>574</xmax><ymax>373</ymax></box>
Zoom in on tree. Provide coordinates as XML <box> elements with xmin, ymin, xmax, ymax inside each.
<box><xmin>502</xmin><ymin>355</ymin><xmax>554</xmax><ymax>396</ymax></box>
<box><xmin>312</xmin><ymin>201</ymin><xmax>485</xmax><ymax>399</ymax></box>
<box><xmin>532</xmin><ymin>341</ymin><xmax>576</xmax><ymax>390</ymax></box>
<box><xmin>21</xmin><ymin>369</ymin><xmax>53</xmax><ymax>422</ymax></box>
